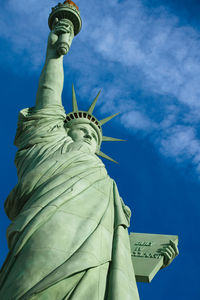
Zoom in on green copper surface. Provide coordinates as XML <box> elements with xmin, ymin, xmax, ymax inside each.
<box><xmin>0</xmin><ymin>3</ymin><xmax>179</xmax><ymax>300</ymax></box>
<box><xmin>87</xmin><ymin>89</ymin><xmax>102</xmax><ymax>114</ymax></box>
<box><xmin>0</xmin><ymin>6</ymin><xmax>139</xmax><ymax>300</ymax></box>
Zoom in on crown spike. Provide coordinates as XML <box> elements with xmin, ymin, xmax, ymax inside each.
<box><xmin>72</xmin><ymin>84</ymin><xmax>78</xmax><ymax>112</ymax></box>
<box><xmin>98</xmin><ymin>151</ymin><xmax>118</xmax><ymax>164</ymax></box>
<box><xmin>88</xmin><ymin>89</ymin><xmax>102</xmax><ymax>114</ymax></box>
<box><xmin>102</xmin><ymin>136</ymin><xmax>126</xmax><ymax>142</ymax></box>
<box><xmin>100</xmin><ymin>113</ymin><xmax>120</xmax><ymax>125</ymax></box>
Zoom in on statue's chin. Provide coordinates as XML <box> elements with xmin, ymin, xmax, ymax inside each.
<box><xmin>67</xmin><ymin>141</ymin><xmax>95</xmax><ymax>154</ymax></box>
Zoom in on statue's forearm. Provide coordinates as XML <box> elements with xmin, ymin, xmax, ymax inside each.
<box><xmin>35</xmin><ymin>13</ymin><xmax>79</xmax><ymax>109</ymax></box>
<box><xmin>35</xmin><ymin>54</ymin><xmax>64</xmax><ymax>109</ymax></box>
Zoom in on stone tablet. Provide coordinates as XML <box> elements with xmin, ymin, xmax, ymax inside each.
<box><xmin>130</xmin><ymin>233</ymin><xmax>178</xmax><ymax>283</ymax></box>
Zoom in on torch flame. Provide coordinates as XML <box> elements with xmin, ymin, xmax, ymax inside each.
<box><xmin>63</xmin><ymin>0</ymin><xmax>79</xmax><ymax>11</ymax></box>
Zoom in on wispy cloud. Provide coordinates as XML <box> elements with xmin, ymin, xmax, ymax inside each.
<box><xmin>122</xmin><ymin>110</ymin><xmax>156</xmax><ymax>132</ymax></box>
<box><xmin>159</xmin><ymin>125</ymin><xmax>200</xmax><ymax>176</ymax></box>
<box><xmin>0</xmin><ymin>0</ymin><xmax>53</xmax><ymax>69</ymax></box>
<box><xmin>1</xmin><ymin>0</ymin><xmax>200</xmax><ymax>175</ymax></box>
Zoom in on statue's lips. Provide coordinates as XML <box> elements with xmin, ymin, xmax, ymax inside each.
<box><xmin>84</xmin><ymin>139</ymin><xmax>91</xmax><ymax>145</ymax></box>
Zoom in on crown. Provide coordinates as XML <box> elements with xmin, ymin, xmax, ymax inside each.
<box><xmin>64</xmin><ymin>85</ymin><xmax>125</xmax><ymax>163</ymax></box>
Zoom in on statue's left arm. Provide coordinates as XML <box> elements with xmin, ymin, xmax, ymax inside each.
<box><xmin>160</xmin><ymin>239</ymin><xmax>179</xmax><ymax>268</ymax></box>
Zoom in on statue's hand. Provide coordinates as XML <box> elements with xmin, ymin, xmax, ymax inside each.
<box><xmin>159</xmin><ymin>239</ymin><xmax>179</xmax><ymax>268</ymax></box>
<box><xmin>47</xmin><ymin>18</ymin><xmax>74</xmax><ymax>57</ymax></box>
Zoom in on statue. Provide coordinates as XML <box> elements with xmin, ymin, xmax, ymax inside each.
<box><xmin>0</xmin><ymin>1</ymin><xmax>178</xmax><ymax>299</ymax></box>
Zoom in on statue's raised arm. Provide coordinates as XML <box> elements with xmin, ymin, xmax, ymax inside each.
<box><xmin>36</xmin><ymin>1</ymin><xmax>82</xmax><ymax>109</ymax></box>
<box><xmin>35</xmin><ymin>19</ymin><xmax>71</xmax><ymax>109</ymax></box>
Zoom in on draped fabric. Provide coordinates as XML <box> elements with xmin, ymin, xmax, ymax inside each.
<box><xmin>0</xmin><ymin>105</ymin><xmax>139</xmax><ymax>300</ymax></box>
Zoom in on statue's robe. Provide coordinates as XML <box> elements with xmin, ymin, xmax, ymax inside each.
<box><xmin>0</xmin><ymin>105</ymin><xmax>139</xmax><ymax>300</ymax></box>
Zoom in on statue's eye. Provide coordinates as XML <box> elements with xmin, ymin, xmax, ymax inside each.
<box><xmin>92</xmin><ymin>133</ymin><xmax>97</xmax><ymax>141</ymax></box>
<box><xmin>80</xmin><ymin>127</ymin><xmax>86</xmax><ymax>133</ymax></box>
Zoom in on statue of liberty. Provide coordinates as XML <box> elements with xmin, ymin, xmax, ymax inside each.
<box><xmin>0</xmin><ymin>1</ymin><xmax>178</xmax><ymax>299</ymax></box>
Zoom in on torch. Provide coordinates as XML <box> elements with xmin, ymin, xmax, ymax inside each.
<box><xmin>48</xmin><ymin>0</ymin><xmax>82</xmax><ymax>56</ymax></box>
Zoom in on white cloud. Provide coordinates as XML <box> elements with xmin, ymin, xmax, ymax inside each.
<box><xmin>159</xmin><ymin>125</ymin><xmax>200</xmax><ymax>172</ymax></box>
<box><xmin>86</xmin><ymin>2</ymin><xmax>200</xmax><ymax>109</ymax></box>
<box><xmin>121</xmin><ymin>110</ymin><xmax>156</xmax><ymax>132</ymax></box>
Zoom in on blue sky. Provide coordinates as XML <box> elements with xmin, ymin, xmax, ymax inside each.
<box><xmin>0</xmin><ymin>0</ymin><xmax>200</xmax><ymax>299</ymax></box>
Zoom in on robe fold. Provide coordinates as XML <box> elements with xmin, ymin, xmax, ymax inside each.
<box><xmin>0</xmin><ymin>105</ymin><xmax>139</xmax><ymax>300</ymax></box>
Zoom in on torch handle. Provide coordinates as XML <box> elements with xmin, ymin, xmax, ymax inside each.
<box><xmin>57</xmin><ymin>32</ymin><xmax>70</xmax><ymax>56</ymax></box>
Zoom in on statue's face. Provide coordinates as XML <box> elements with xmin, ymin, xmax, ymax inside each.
<box><xmin>68</xmin><ymin>123</ymin><xmax>99</xmax><ymax>153</ymax></box>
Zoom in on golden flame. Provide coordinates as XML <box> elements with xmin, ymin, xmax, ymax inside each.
<box><xmin>63</xmin><ymin>0</ymin><xmax>79</xmax><ymax>11</ymax></box>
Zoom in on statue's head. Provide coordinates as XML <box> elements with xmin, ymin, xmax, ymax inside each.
<box><xmin>68</xmin><ymin>123</ymin><xmax>99</xmax><ymax>154</ymax></box>
<box><xmin>64</xmin><ymin>85</ymin><xmax>124</xmax><ymax>163</ymax></box>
